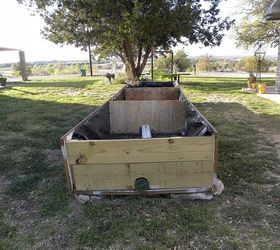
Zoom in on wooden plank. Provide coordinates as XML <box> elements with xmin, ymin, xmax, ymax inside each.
<box><xmin>214</xmin><ymin>132</ymin><xmax>218</xmax><ymax>173</ymax></box>
<box><xmin>66</xmin><ymin>137</ymin><xmax>214</xmax><ymax>165</ymax></box>
<box><xmin>75</xmin><ymin>187</ymin><xmax>213</xmax><ymax>196</ymax></box>
<box><xmin>125</xmin><ymin>87</ymin><xmax>180</xmax><ymax>100</ymax></box>
<box><xmin>109</xmin><ymin>100</ymin><xmax>186</xmax><ymax>133</ymax></box>
<box><xmin>72</xmin><ymin>161</ymin><xmax>214</xmax><ymax>190</ymax></box>
<box><xmin>61</xmin><ymin>140</ymin><xmax>74</xmax><ymax>191</ymax></box>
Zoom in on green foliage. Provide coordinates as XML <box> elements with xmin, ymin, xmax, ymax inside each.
<box><xmin>11</xmin><ymin>63</ymin><xmax>21</xmax><ymax>77</ymax></box>
<box><xmin>240</xmin><ymin>56</ymin><xmax>274</xmax><ymax>73</ymax></box>
<box><xmin>240</xmin><ymin>56</ymin><xmax>257</xmax><ymax>73</ymax></box>
<box><xmin>30</xmin><ymin>64</ymin><xmax>81</xmax><ymax>76</ymax></box>
<box><xmin>235</xmin><ymin>0</ymin><xmax>279</xmax><ymax>48</ymax></box>
<box><xmin>155</xmin><ymin>54</ymin><xmax>172</xmax><ymax>71</ymax></box>
<box><xmin>0</xmin><ymin>77</ymin><xmax>7</xmax><ymax>86</ymax></box>
<box><xmin>197</xmin><ymin>54</ymin><xmax>217</xmax><ymax>72</ymax></box>
<box><xmin>11</xmin><ymin>63</ymin><xmax>87</xmax><ymax>77</ymax></box>
<box><xmin>11</xmin><ymin>63</ymin><xmax>32</xmax><ymax>77</ymax></box>
<box><xmin>18</xmin><ymin>0</ymin><xmax>233</xmax><ymax>79</ymax></box>
<box><xmin>156</xmin><ymin>50</ymin><xmax>191</xmax><ymax>72</ymax></box>
<box><xmin>152</xmin><ymin>68</ymin><xmax>169</xmax><ymax>80</ymax></box>
<box><xmin>114</xmin><ymin>73</ymin><xmax>128</xmax><ymax>84</ymax></box>
<box><xmin>174</xmin><ymin>50</ymin><xmax>191</xmax><ymax>72</ymax></box>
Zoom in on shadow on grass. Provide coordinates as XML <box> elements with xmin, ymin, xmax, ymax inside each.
<box><xmin>0</xmin><ymin>95</ymin><xmax>98</xmax><ymax>206</ymax></box>
<box><xmin>193</xmin><ymin>101</ymin><xmax>279</xmax><ymax>191</ymax></box>
<box><xmin>0</xmin><ymin>94</ymin><xmax>279</xmax><ymax>249</ymax></box>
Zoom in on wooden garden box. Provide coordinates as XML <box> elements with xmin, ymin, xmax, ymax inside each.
<box><xmin>61</xmin><ymin>82</ymin><xmax>218</xmax><ymax>196</ymax></box>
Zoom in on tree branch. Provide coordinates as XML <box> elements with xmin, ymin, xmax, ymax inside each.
<box><xmin>136</xmin><ymin>44</ymin><xmax>143</xmax><ymax>70</ymax></box>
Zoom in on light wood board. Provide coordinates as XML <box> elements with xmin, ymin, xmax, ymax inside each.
<box><xmin>73</xmin><ymin>161</ymin><xmax>214</xmax><ymax>190</ymax></box>
<box><xmin>66</xmin><ymin>136</ymin><xmax>215</xmax><ymax>165</ymax></box>
<box><xmin>125</xmin><ymin>87</ymin><xmax>180</xmax><ymax>100</ymax></box>
<box><xmin>109</xmin><ymin>100</ymin><xmax>186</xmax><ymax>133</ymax></box>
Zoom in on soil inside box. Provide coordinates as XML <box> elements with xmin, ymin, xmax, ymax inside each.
<box><xmin>71</xmin><ymin>82</ymin><xmax>214</xmax><ymax>140</ymax></box>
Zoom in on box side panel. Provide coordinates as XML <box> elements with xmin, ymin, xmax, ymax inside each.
<box><xmin>66</xmin><ymin>137</ymin><xmax>214</xmax><ymax>165</ymax></box>
<box><xmin>109</xmin><ymin>100</ymin><xmax>186</xmax><ymax>134</ymax></box>
<box><xmin>73</xmin><ymin>102</ymin><xmax>110</xmax><ymax>139</ymax></box>
<box><xmin>125</xmin><ymin>88</ymin><xmax>180</xmax><ymax>100</ymax></box>
<box><xmin>60</xmin><ymin>84</ymin><xmax>126</xmax><ymax>141</ymax></box>
<box><xmin>73</xmin><ymin>161</ymin><xmax>214</xmax><ymax>191</ymax></box>
<box><xmin>179</xmin><ymin>87</ymin><xmax>217</xmax><ymax>134</ymax></box>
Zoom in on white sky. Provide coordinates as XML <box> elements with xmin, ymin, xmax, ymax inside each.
<box><xmin>0</xmin><ymin>0</ymin><xmax>277</xmax><ymax>63</ymax></box>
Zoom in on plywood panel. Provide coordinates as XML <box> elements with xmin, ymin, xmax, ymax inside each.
<box><xmin>109</xmin><ymin>100</ymin><xmax>186</xmax><ymax>133</ymax></box>
<box><xmin>66</xmin><ymin>137</ymin><xmax>215</xmax><ymax>165</ymax></box>
<box><xmin>61</xmin><ymin>85</ymin><xmax>126</xmax><ymax>141</ymax></box>
<box><xmin>73</xmin><ymin>161</ymin><xmax>214</xmax><ymax>190</ymax></box>
<box><xmin>125</xmin><ymin>87</ymin><xmax>180</xmax><ymax>100</ymax></box>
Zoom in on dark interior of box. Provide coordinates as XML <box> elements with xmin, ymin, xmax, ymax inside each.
<box><xmin>72</xmin><ymin>84</ymin><xmax>213</xmax><ymax>140</ymax></box>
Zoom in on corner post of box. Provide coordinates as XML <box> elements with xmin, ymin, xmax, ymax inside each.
<box><xmin>60</xmin><ymin>137</ymin><xmax>74</xmax><ymax>192</ymax></box>
<box><xmin>213</xmin><ymin>131</ymin><xmax>219</xmax><ymax>173</ymax></box>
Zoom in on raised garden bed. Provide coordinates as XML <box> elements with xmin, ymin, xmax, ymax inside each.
<box><xmin>61</xmin><ymin>81</ymin><xmax>218</xmax><ymax>197</ymax></box>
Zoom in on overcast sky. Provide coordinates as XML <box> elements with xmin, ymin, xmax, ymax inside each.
<box><xmin>0</xmin><ymin>0</ymin><xmax>277</xmax><ymax>63</ymax></box>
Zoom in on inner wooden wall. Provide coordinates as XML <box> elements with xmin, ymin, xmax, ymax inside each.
<box><xmin>125</xmin><ymin>87</ymin><xmax>180</xmax><ymax>100</ymax></box>
<box><xmin>72</xmin><ymin>88</ymin><xmax>125</xmax><ymax>139</ymax></box>
<box><xmin>109</xmin><ymin>100</ymin><xmax>186</xmax><ymax>134</ymax></box>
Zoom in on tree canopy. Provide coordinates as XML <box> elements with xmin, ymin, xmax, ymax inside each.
<box><xmin>155</xmin><ymin>49</ymin><xmax>191</xmax><ymax>72</ymax></box>
<box><xmin>19</xmin><ymin>0</ymin><xmax>233</xmax><ymax>79</ymax></box>
<box><xmin>197</xmin><ymin>54</ymin><xmax>217</xmax><ymax>72</ymax></box>
<box><xmin>235</xmin><ymin>0</ymin><xmax>280</xmax><ymax>48</ymax></box>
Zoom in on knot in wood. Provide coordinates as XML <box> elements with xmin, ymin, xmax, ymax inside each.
<box><xmin>76</xmin><ymin>155</ymin><xmax>87</xmax><ymax>165</ymax></box>
<box><xmin>168</xmin><ymin>139</ymin><xmax>175</xmax><ymax>144</ymax></box>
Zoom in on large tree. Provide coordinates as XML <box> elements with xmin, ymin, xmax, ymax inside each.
<box><xmin>19</xmin><ymin>0</ymin><xmax>233</xmax><ymax>79</ymax></box>
<box><xmin>236</xmin><ymin>0</ymin><xmax>280</xmax><ymax>88</ymax></box>
<box><xmin>155</xmin><ymin>49</ymin><xmax>191</xmax><ymax>72</ymax></box>
<box><xmin>236</xmin><ymin>0</ymin><xmax>279</xmax><ymax>47</ymax></box>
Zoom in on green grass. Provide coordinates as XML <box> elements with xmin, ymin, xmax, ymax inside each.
<box><xmin>0</xmin><ymin>76</ymin><xmax>279</xmax><ymax>249</ymax></box>
<box><xmin>0</xmin><ymin>209</ymin><xmax>17</xmax><ymax>249</ymax></box>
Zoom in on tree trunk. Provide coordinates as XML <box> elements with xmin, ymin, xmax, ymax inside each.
<box><xmin>124</xmin><ymin>52</ymin><xmax>151</xmax><ymax>79</ymax></box>
<box><xmin>276</xmin><ymin>44</ymin><xmax>280</xmax><ymax>92</ymax></box>
<box><xmin>120</xmin><ymin>42</ymin><xmax>152</xmax><ymax>80</ymax></box>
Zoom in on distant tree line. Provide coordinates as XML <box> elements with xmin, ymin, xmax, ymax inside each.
<box><xmin>196</xmin><ymin>55</ymin><xmax>276</xmax><ymax>73</ymax></box>
<box><xmin>154</xmin><ymin>50</ymin><xmax>192</xmax><ymax>73</ymax></box>
<box><xmin>154</xmin><ymin>51</ymin><xmax>276</xmax><ymax>73</ymax></box>
<box><xmin>11</xmin><ymin>63</ymin><xmax>123</xmax><ymax>77</ymax></box>
<box><xmin>11</xmin><ymin>63</ymin><xmax>82</xmax><ymax>77</ymax></box>
<box><xmin>10</xmin><ymin>54</ymin><xmax>277</xmax><ymax>77</ymax></box>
